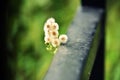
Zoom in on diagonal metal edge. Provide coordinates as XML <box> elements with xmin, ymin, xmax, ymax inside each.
<box><xmin>44</xmin><ymin>6</ymin><xmax>103</xmax><ymax>80</ymax></box>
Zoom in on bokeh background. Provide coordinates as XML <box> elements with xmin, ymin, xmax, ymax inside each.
<box><xmin>6</xmin><ymin>0</ymin><xmax>79</xmax><ymax>80</ymax></box>
<box><xmin>105</xmin><ymin>0</ymin><xmax>120</xmax><ymax>80</ymax></box>
<box><xmin>5</xmin><ymin>0</ymin><xmax>120</xmax><ymax>80</ymax></box>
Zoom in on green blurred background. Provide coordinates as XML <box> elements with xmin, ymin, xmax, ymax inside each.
<box><xmin>105</xmin><ymin>0</ymin><xmax>120</xmax><ymax>80</ymax></box>
<box><xmin>6</xmin><ymin>0</ymin><xmax>120</xmax><ymax>80</ymax></box>
<box><xmin>6</xmin><ymin>0</ymin><xmax>79</xmax><ymax>80</ymax></box>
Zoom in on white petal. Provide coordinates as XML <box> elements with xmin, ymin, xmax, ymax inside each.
<box><xmin>59</xmin><ymin>34</ymin><xmax>68</xmax><ymax>43</ymax></box>
<box><xmin>51</xmin><ymin>22</ymin><xmax>59</xmax><ymax>30</ymax></box>
<box><xmin>44</xmin><ymin>36</ymin><xmax>51</xmax><ymax>43</ymax></box>
<box><xmin>50</xmin><ymin>30</ymin><xmax>59</xmax><ymax>38</ymax></box>
<box><xmin>45</xmin><ymin>31</ymin><xmax>50</xmax><ymax>37</ymax></box>
<box><xmin>46</xmin><ymin>17</ymin><xmax>55</xmax><ymax>23</ymax></box>
<box><xmin>51</xmin><ymin>39</ymin><xmax>60</xmax><ymax>47</ymax></box>
<box><xmin>44</xmin><ymin>22</ymin><xmax>51</xmax><ymax>32</ymax></box>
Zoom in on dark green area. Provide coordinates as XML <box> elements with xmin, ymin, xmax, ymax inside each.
<box><xmin>80</xmin><ymin>23</ymin><xmax>101</xmax><ymax>80</ymax></box>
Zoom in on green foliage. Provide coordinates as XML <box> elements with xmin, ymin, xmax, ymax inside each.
<box><xmin>7</xmin><ymin>0</ymin><xmax>80</xmax><ymax>80</ymax></box>
<box><xmin>105</xmin><ymin>0</ymin><xmax>120</xmax><ymax>80</ymax></box>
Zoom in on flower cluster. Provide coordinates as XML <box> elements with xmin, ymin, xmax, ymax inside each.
<box><xmin>44</xmin><ymin>17</ymin><xmax>68</xmax><ymax>48</ymax></box>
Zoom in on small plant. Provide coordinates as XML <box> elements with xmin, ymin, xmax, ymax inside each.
<box><xmin>44</xmin><ymin>17</ymin><xmax>68</xmax><ymax>54</ymax></box>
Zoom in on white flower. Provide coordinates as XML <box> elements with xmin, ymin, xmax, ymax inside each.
<box><xmin>51</xmin><ymin>38</ymin><xmax>60</xmax><ymax>47</ymax></box>
<box><xmin>44</xmin><ymin>36</ymin><xmax>51</xmax><ymax>43</ymax></box>
<box><xmin>50</xmin><ymin>30</ymin><xmax>59</xmax><ymax>38</ymax></box>
<box><xmin>44</xmin><ymin>31</ymin><xmax>50</xmax><ymax>37</ymax></box>
<box><xmin>59</xmin><ymin>34</ymin><xmax>68</xmax><ymax>44</ymax></box>
<box><xmin>44</xmin><ymin>17</ymin><xmax>68</xmax><ymax>48</ymax></box>
<box><xmin>44</xmin><ymin>22</ymin><xmax>51</xmax><ymax>32</ymax></box>
<box><xmin>46</xmin><ymin>17</ymin><xmax>55</xmax><ymax>23</ymax></box>
<box><xmin>51</xmin><ymin>22</ymin><xmax>59</xmax><ymax>30</ymax></box>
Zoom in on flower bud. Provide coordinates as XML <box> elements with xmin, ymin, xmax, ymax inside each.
<box><xmin>59</xmin><ymin>34</ymin><xmax>68</xmax><ymax>44</ymax></box>
<box><xmin>51</xmin><ymin>39</ymin><xmax>60</xmax><ymax>47</ymax></box>
<box><xmin>44</xmin><ymin>36</ymin><xmax>51</xmax><ymax>43</ymax></box>
<box><xmin>46</xmin><ymin>17</ymin><xmax>55</xmax><ymax>23</ymax></box>
<box><xmin>51</xmin><ymin>22</ymin><xmax>59</xmax><ymax>30</ymax></box>
<box><xmin>44</xmin><ymin>22</ymin><xmax>51</xmax><ymax>32</ymax></box>
<box><xmin>50</xmin><ymin>30</ymin><xmax>59</xmax><ymax>38</ymax></box>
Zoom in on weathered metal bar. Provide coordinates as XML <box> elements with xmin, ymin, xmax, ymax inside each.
<box><xmin>44</xmin><ymin>6</ymin><xmax>103</xmax><ymax>80</ymax></box>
